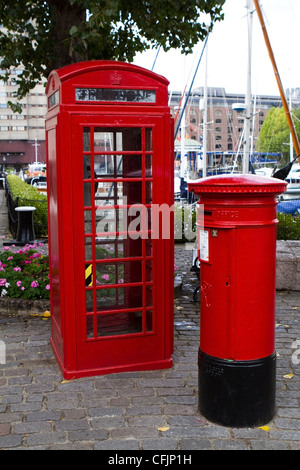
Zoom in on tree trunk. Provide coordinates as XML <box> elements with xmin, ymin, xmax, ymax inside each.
<box><xmin>46</xmin><ymin>0</ymin><xmax>87</xmax><ymax>73</ymax></box>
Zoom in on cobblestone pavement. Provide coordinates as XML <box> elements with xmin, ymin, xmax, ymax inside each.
<box><xmin>0</xmin><ymin>188</ymin><xmax>299</xmax><ymax>450</ymax></box>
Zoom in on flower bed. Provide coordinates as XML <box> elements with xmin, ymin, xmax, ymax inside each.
<box><xmin>0</xmin><ymin>243</ymin><xmax>50</xmax><ymax>300</ymax></box>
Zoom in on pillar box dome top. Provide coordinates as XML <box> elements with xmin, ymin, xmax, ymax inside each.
<box><xmin>188</xmin><ymin>174</ymin><xmax>287</xmax><ymax>196</ymax></box>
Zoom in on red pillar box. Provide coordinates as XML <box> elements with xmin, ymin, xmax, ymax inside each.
<box><xmin>45</xmin><ymin>61</ymin><xmax>174</xmax><ymax>379</ymax></box>
<box><xmin>188</xmin><ymin>174</ymin><xmax>287</xmax><ymax>427</ymax></box>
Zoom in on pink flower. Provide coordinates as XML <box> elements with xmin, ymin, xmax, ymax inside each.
<box><xmin>13</xmin><ymin>267</ymin><xmax>21</xmax><ymax>272</ymax></box>
<box><xmin>46</xmin><ymin>284</ymin><xmax>50</xmax><ymax>290</ymax></box>
<box><xmin>7</xmin><ymin>256</ymin><xmax>13</xmax><ymax>261</ymax></box>
<box><xmin>118</xmin><ymin>279</ymin><xmax>124</xmax><ymax>283</ymax></box>
<box><xmin>31</xmin><ymin>281</ymin><xmax>39</xmax><ymax>288</ymax></box>
<box><xmin>0</xmin><ymin>278</ymin><xmax>7</xmax><ymax>286</ymax></box>
<box><xmin>16</xmin><ymin>281</ymin><xmax>22</xmax><ymax>287</ymax></box>
<box><xmin>21</xmin><ymin>286</ymin><xmax>25</xmax><ymax>291</ymax></box>
<box><xmin>101</xmin><ymin>274</ymin><xmax>110</xmax><ymax>281</ymax></box>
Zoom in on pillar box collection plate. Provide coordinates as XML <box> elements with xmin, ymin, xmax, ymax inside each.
<box><xmin>188</xmin><ymin>174</ymin><xmax>287</xmax><ymax>427</ymax></box>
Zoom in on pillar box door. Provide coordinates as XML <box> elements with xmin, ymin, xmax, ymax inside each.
<box><xmin>45</xmin><ymin>61</ymin><xmax>174</xmax><ymax>379</ymax></box>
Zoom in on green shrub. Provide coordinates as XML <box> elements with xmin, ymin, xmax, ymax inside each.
<box><xmin>277</xmin><ymin>212</ymin><xmax>300</xmax><ymax>240</ymax></box>
<box><xmin>7</xmin><ymin>175</ymin><xmax>48</xmax><ymax>237</ymax></box>
<box><xmin>174</xmin><ymin>204</ymin><xmax>197</xmax><ymax>243</ymax></box>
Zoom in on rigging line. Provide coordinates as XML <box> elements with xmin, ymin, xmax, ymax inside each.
<box><xmin>174</xmin><ymin>42</ymin><xmax>206</xmax><ymax>127</ymax></box>
<box><xmin>151</xmin><ymin>47</ymin><xmax>161</xmax><ymax>71</ymax></box>
<box><xmin>174</xmin><ymin>34</ymin><xmax>209</xmax><ymax>139</ymax></box>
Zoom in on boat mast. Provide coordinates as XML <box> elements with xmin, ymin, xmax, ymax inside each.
<box><xmin>253</xmin><ymin>0</ymin><xmax>300</xmax><ymax>163</ymax></box>
<box><xmin>203</xmin><ymin>31</ymin><xmax>209</xmax><ymax>178</ymax></box>
<box><xmin>243</xmin><ymin>0</ymin><xmax>254</xmax><ymax>174</ymax></box>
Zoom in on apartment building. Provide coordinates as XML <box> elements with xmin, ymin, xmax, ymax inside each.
<box><xmin>170</xmin><ymin>87</ymin><xmax>288</xmax><ymax>153</ymax></box>
<box><xmin>0</xmin><ymin>67</ymin><xmax>47</xmax><ymax>170</ymax></box>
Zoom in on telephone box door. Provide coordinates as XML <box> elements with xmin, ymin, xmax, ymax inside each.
<box><xmin>71</xmin><ymin>114</ymin><xmax>172</xmax><ymax>375</ymax></box>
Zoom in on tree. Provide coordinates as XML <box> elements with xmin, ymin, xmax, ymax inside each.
<box><xmin>0</xmin><ymin>0</ymin><xmax>225</xmax><ymax>107</ymax></box>
<box><xmin>257</xmin><ymin>106</ymin><xmax>300</xmax><ymax>163</ymax></box>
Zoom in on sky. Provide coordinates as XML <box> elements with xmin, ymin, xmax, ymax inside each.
<box><xmin>133</xmin><ymin>0</ymin><xmax>300</xmax><ymax>97</ymax></box>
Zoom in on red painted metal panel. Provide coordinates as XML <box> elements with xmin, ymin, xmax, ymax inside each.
<box><xmin>45</xmin><ymin>61</ymin><xmax>174</xmax><ymax>378</ymax></box>
<box><xmin>189</xmin><ymin>174</ymin><xmax>287</xmax><ymax>362</ymax></box>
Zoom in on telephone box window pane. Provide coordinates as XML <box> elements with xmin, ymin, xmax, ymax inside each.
<box><xmin>95</xmin><ymin>240</ymin><xmax>124</xmax><ymax>259</ymax></box>
<box><xmin>84</xmin><ymin>183</ymin><xmax>92</xmax><ymax>207</ymax></box>
<box><xmin>96</xmin><ymin>262</ymin><xmax>124</xmax><ymax>285</ymax></box>
<box><xmin>95</xmin><ymin>207</ymin><xmax>118</xmax><ymax>234</ymax></box>
<box><xmin>84</xmin><ymin>211</ymin><xmax>92</xmax><ymax>234</ymax></box>
<box><xmin>85</xmin><ymin>236</ymin><xmax>93</xmax><ymax>259</ymax></box>
<box><xmin>146</xmin><ymin>260</ymin><xmax>152</xmax><ymax>281</ymax></box>
<box><xmin>96</xmin><ymin>312</ymin><xmax>143</xmax><ymax>337</ymax></box>
<box><xmin>94</xmin><ymin>131</ymin><xmax>115</xmax><ymax>151</ymax></box>
<box><xmin>122</xmin><ymin>155</ymin><xmax>142</xmax><ymax>178</ymax></box>
<box><xmin>83</xmin><ymin>155</ymin><xmax>91</xmax><ymax>179</ymax></box>
<box><xmin>83</xmin><ymin>128</ymin><xmax>91</xmax><ymax>151</ymax></box>
<box><xmin>93</xmin><ymin>127</ymin><xmax>142</xmax><ymax>152</ymax></box>
<box><xmin>96</xmin><ymin>260</ymin><xmax>142</xmax><ymax>285</ymax></box>
<box><xmin>122</xmin><ymin>128</ymin><xmax>142</xmax><ymax>150</ymax></box>
<box><xmin>96</xmin><ymin>182</ymin><xmax>144</xmax><ymax>207</ymax></box>
<box><xmin>95</xmin><ymin>182</ymin><xmax>126</xmax><ymax>205</ymax></box>
<box><xmin>96</xmin><ymin>207</ymin><xmax>145</xmax><ymax>233</ymax></box>
<box><xmin>145</xmin><ymin>128</ymin><xmax>152</xmax><ymax>151</ymax></box>
<box><xmin>96</xmin><ymin>286</ymin><xmax>143</xmax><ymax>311</ymax></box>
<box><xmin>145</xmin><ymin>155</ymin><xmax>152</xmax><ymax>177</ymax></box>
<box><xmin>76</xmin><ymin>88</ymin><xmax>156</xmax><ymax>103</ymax></box>
<box><xmin>95</xmin><ymin>239</ymin><xmax>144</xmax><ymax>259</ymax></box>
<box><xmin>86</xmin><ymin>316</ymin><xmax>94</xmax><ymax>338</ymax></box>
<box><xmin>122</xmin><ymin>181</ymin><xmax>143</xmax><ymax>204</ymax></box>
<box><xmin>95</xmin><ymin>154</ymin><xmax>143</xmax><ymax>178</ymax></box>
<box><xmin>85</xmin><ymin>290</ymin><xmax>93</xmax><ymax>312</ymax></box>
<box><xmin>146</xmin><ymin>182</ymin><xmax>152</xmax><ymax>204</ymax></box>
<box><xmin>95</xmin><ymin>154</ymin><xmax>123</xmax><ymax>177</ymax></box>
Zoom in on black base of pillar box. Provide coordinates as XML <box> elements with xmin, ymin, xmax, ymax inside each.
<box><xmin>198</xmin><ymin>350</ymin><xmax>276</xmax><ymax>428</ymax></box>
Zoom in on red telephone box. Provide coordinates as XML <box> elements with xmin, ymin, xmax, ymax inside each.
<box><xmin>45</xmin><ymin>61</ymin><xmax>174</xmax><ymax>379</ymax></box>
<box><xmin>188</xmin><ymin>174</ymin><xmax>287</xmax><ymax>427</ymax></box>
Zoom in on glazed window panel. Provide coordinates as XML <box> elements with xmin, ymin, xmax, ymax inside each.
<box><xmin>85</xmin><ymin>290</ymin><xmax>93</xmax><ymax>313</ymax></box>
<box><xmin>96</xmin><ymin>285</ymin><xmax>143</xmax><ymax>311</ymax></box>
<box><xmin>96</xmin><ymin>260</ymin><xmax>143</xmax><ymax>285</ymax></box>
<box><xmin>82</xmin><ymin>125</ymin><xmax>155</xmax><ymax>340</ymax></box>
<box><xmin>94</xmin><ymin>154</ymin><xmax>144</xmax><ymax>179</ymax></box>
<box><xmin>96</xmin><ymin>312</ymin><xmax>143</xmax><ymax>337</ymax></box>
<box><xmin>95</xmin><ymin>182</ymin><xmax>126</xmax><ymax>206</ymax></box>
<box><xmin>95</xmin><ymin>240</ymin><xmax>125</xmax><ymax>260</ymax></box>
